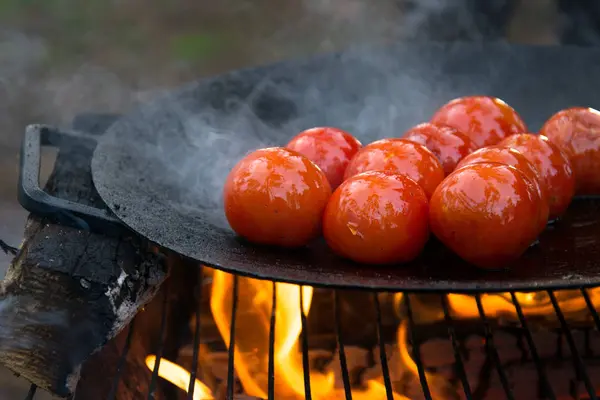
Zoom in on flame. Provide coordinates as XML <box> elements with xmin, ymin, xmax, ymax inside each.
<box><xmin>145</xmin><ymin>355</ymin><xmax>214</xmax><ymax>400</ymax></box>
<box><xmin>447</xmin><ymin>289</ymin><xmax>600</xmax><ymax>320</ymax></box>
<box><xmin>210</xmin><ymin>270</ymin><xmax>409</xmax><ymax>399</ymax></box>
<box><xmin>395</xmin><ymin>301</ymin><xmax>453</xmax><ymax>399</ymax></box>
<box><xmin>210</xmin><ymin>270</ymin><xmax>335</xmax><ymax>399</ymax></box>
<box><xmin>203</xmin><ymin>271</ymin><xmax>600</xmax><ymax>399</ymax></box>
<box><xmin>388</xmin><ymin>290</ymin><xmax>600</xmax><ymax>399</ymax></box>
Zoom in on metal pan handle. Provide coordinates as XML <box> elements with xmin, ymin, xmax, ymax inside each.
<box><xmin>18</xmin><ymin>124</ymin><xmax>127</xmax><ymax>235</ymax></box>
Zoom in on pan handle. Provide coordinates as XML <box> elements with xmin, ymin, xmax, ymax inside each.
<box><xmin>18</xmin><ymin>124</ymin><xmax>127</xmax><ymax>235</ymax></box>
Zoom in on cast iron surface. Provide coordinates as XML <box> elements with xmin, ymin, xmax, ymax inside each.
<box><xmin>92</xmin><ymin>42</ymin><xmax>600</xmax><ymax>291</ymax></box>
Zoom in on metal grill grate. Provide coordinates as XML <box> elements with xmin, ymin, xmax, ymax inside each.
<box><xmin>23</xmin><ymin>268</ymin><xmax>600</xmax><ymax>400</ymax></box>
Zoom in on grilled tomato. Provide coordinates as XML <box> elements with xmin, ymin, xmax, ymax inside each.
<box><xmin>499</xmin><ymin>133</ymin><xmax>575</xmax><ymax>219</ymax></box>
<box><xmin>456</xmin><ymin>146</ymin><xmax>549</xmax><ymax>233</ymax></box>
<box><xmin>540</xmin><ymin>107</ymin><xmax>600</xmax><ymax>194</ymax></box>
<box><xmin>223</xmin><ymin>147</ymin><xmax>332</xmax><ymax>248</ymax></box>
<box><xmin>323</xmin><ymin>171</ymin><xmax>429</xmax><ymax>265</ymax></box>
<box><xmin>402</xmin><ymin>122</ymin><xmax>477</xmax><ymax>175</ymax></box>
<box><xmin>430</xmin><ymin>96</ymin><xmax>527</xmax><ymax>148</ymax></box>
<box><xmin>286</xmin><ymin>126</ymin><xmax>362</xmax><ymax>189</ymax></box>
<box><xmin>343</xmin><ymin>138</ymin><xmax>444</xmax><ymax>199</ymax></box>
<box><xmin>429</xmin><ymin>163</ymin><xmax>541</xmax><ymax>270</ymax></box>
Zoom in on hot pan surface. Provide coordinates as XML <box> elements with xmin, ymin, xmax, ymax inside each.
<box><xmin>92</xmin><ymin>42</ymin><xmax>600</xmax><ymax>291</ymax></box>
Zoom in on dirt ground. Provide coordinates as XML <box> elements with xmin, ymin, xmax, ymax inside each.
<box><xmin>0</xmin><ymin>0</ymin><xmax>558</xmax><ymax>398</ymax></box>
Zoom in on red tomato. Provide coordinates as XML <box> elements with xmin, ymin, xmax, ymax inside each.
<box><xmin>540</xmin><ymin>107</ymin><xmax>600</xmax><ymax>194</ymax></box>
<box><xmin>402</xmin><ymin>122</ymin><xmax>477</xmax><ymax>175</ymax></box>
<box><xmin>429</xmin><ymin>163</ymin><xmax>541</xmax><ymax>269</ymax></box>
<box><xmin>323</xmin><ymin>171</ymin><xmax>429</xmax><ymax>265</ymax></box>
<box><xmin>499</xmin><ymin>134</ymin><xmax>575</xmax><ymax>219</ymax></box>
<box><xmin>430</xmin><ymin>96</ymin><xmax>527</xmax><ymax>148</ymax></box>
<box><xmin>223</xmin><ymin>147</ymin><xmax>332</xmax><ymax>247</ymax></box>
<box><xmin>456</xmin><ymin>146</ymin><xmax>550</xmax><ymax>233</ymax></box>
<box><xmin>343</xmin><ymin>138</ymin><xmax>444</xmax><ymax>199</ymax></box>
<box><xmin>286</xmin><ymin>127</ymin><xmax>362</xmax><ymax>189</ymax></box>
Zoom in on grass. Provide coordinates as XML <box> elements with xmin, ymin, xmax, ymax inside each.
<box><xmin>170</xmin><ymin>32</ymin><xmax>232</xmax><ymax>63</ymax></box>
<box><xmin>0</xmin><ymin>1</ymin><xmax>245</xmax><ymax>73</ymax></box>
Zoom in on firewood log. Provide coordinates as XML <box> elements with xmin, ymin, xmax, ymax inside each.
<box><xmin>0</xmin><ymin>114</ymin><xmax>168</xmax><ymax>397</ymax></box>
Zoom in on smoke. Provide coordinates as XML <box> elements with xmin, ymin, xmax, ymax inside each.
<box><xmin>89</xmin><ymin>0</ymin><xmax>523</xmax><ymax>232</ymax></box>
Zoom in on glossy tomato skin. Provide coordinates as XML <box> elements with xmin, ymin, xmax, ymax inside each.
<box><xmin>343</xmin><ymin>138</ymin><xmax>444</xmax><ymax>199</ymax></box>
<box><xmin>499</xmin><ymin>133</ymin><xmax>575</xmax><ymax>219</ymax></box>
<box><xmin>323</xmin><ymin>171</ymin><xmax>429</xmax><ymax>265</ymax></box>
<box><xmin>286</xmin><ymin>127</ymin><xmax>362</xmax><ymax>189</ymax></box>
<box><xmin>456</xmin><ymin>146</ymin><xmax>550</xmax><ymax>233</ymax></box>
<box><xmin>429</xmin><ymin>163</ymin><xmax>541</xmax><ymax>270</ymax></box>
<box><xmin>540</xmin><ymin>107</ymin><xmax>600</xmax><ymax>194</ymax></box>
<box><xmin>430</xmin><ymin>96</ymin><xmax>527</xmax><ymax>148</ymax></box>
<box><xmin>402</xmin><ymin>122</ymin><xmax>477</xmax><ymax>175</ymax></box>
<box><xmin>223</xmin><ymin>147</ymin><xmax>332</xmax><ymax>248</ymax></box>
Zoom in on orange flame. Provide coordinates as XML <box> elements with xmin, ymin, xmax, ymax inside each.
<box><xmin>210</xmin><ymin>270</ymin><xmax>335</xmax><ymax>399</ymax></box>
<box><xmin>394</xmin><ymin>295</ymin><xmax>454</xmax><ymax>399</ymax></box>
<box><xmin>447</xmin><ymin>289</ymin><xmax>600</xmax><ymax>320</ymax></box>
<box><xmin>145</xmin><ymin>355</ymin><xmax>214</xmax><ymax>400</ymax></box>
<box><xmin>203</xmin><ymin>272</ymin><xmax>600</xmax><ymax>399</ymax></box>
<box><xmin>388</xmin><ymin>290</ymin><xmax>600</xmax><ymax>399</ymax></box>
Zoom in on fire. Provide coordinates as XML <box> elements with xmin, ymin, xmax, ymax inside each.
<box><xmin>210</xmin><ymin>270</ymin><xmax>335</xmax><ymax>399</ymax></box>
<box><xmin>211</xmin><ymin>270</ymin><xmax>415</xmax><ymax>399</ymax></box>
<box><xmin>390</xmin><ymin>290</ymin><xmax>600</xmax><ymax>399</ymax></box>
<box><xmin>145</xmin><ymin>355</ymin><xmax>214</xmax><ymax>400</ymax></box>
<box><xmin>394</xmin><ymin>298</ymin><xmax>453</xmax><ymax>399</ymax></box>
<box><xmin>447</xmin><ymin>289</ymin><xmax>600</xmax><ymax>321</ymax></box>
<box><xmin>148</xmin><ymin>268</ymin><xmax>600</xmax><ymax>399</ymax></box>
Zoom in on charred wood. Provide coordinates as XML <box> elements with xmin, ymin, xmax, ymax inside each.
<box><xmin>75</xmin><ymin>255</ymin><xmax>199</xmax><ymax>400</ymax></box>
<box><xmin>0</xmin><ymin>115</ymin><xmax>168</xmax><ymax>397</ymax></box>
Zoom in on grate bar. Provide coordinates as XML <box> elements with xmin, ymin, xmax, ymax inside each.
<box><xmin>334</xmin><ymin>291</ymin><xmax>353</xmax><ymax>400</ymax></box>
<box><xmin>267</xmin><ymin>282</ymin><xmax>277</xmax><ymax>400</ymax></box>
<box><xmin>581</xmin><ymin>288</ymin><xmax>600</xmax><ymax>332</ymax></box>
<box><xmin>24</xmin><ymin>384</ymin><xmax>36</xmax><ymax>400</ymax></box>
<box><xmin>510</xmin><ymin>292</ymin><xmax>556</xmax><ymax>400</ymax></box>
<box><xmin>299</xmin><ymin>286</ymin><xmax>313</xmax><ymax>400</ymax></box>
<box><xmin>226</xmin><ymin>275</ymin><xmax>239</xmax><ymax>400</ymax></box>
<box><xmin>148</xmin><ymin>280</ymin><xmax>171</xmax><ymax>400</ymax></box>
<box><xmin>373</xmin><ymin>293</ymin><xmax>394</xmax><ymax>400</ymax></box>
<box><xmin>403</xmin><ymin>294</ymin><xmax>433</xmax><ymax>400</ymax></box>
<box><xmin>474</xmin><ymin>294</ymin><xmax>515</xmax><ymax>400</ymax></box>
<box><xmin>187</xmin><ymin>267</ymin><xmax>204</xmax><ymax>399</ymax></box>
<box><xmin>548</xmin><ymin>290</ymin><xmax>598</xmax><ymax>400</ymax></box>
<box><xmin>107</xmin><ymin>316</ymin><xmax>137</xmax><ymax>400</ymax></box>
<box><xmin>440</xmin><ymin>295</ymin><xmax>473</xmax><ymax>399</ymax></box>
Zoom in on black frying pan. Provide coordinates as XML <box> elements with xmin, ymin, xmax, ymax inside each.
<box><xmin>87</xmin><ymin>42</ymin><xmax>600</xmax><ymax>292</ymax></box>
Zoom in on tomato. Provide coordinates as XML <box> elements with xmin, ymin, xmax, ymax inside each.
<box><xmin>343</xmin><ymin>138</ymin><xmax>444</xmax><ymax>199</ymax></box>
<box><xmin>499</xmin><ymin>133</ymin><xmax>575</xmax><ymax>219</ymax></box>
<box><xmin>402</xmin><ymin>122</ymin><xmax>477</xmax><ymax>175</ymax></box>
<box><xmin>540</xmin><ymin>107</ymin><xmax>600</xmax><ymax>195</ymax></box>
<box><xmin>323</xmin><ymin>171</ymin><xmax>429</xmax><ymax>265</ymax></box>
<box><xmin>223</xmin><ymin>147</ymin><xmax>332</xmax><ymax>247</ymax></box>
<box><xmin>429</xmin><ymin>163</ymin><xmax>541</xmax><ymax>270</ymax></box>
<box><xmin>286</xmin><ymin>127</ymin><xmax>362</xmax><ymax>189</ymax></box>
<box><xmin>456</xmin><ymin>146</ymin><xmax>550</xmax><ymax>233</ymax></box>
<box><xmin>430</xmin><ymin>96</ymin><xmax>527</xmax><ymax>148</ymax></box>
